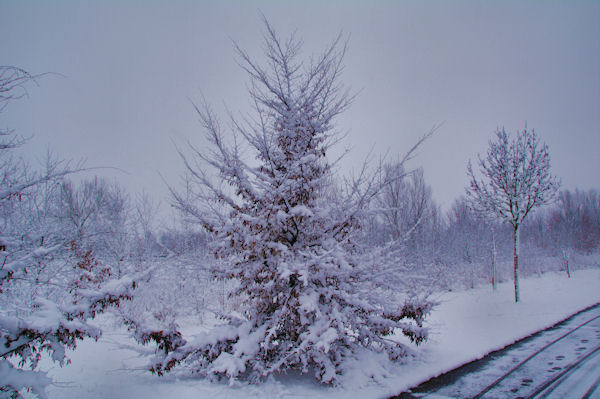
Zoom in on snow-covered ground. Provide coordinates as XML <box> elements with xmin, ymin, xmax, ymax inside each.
<box><xmin>40</xmin><ymin>268</ymin><xmax>600</xmax><ymax>399</ymax></box>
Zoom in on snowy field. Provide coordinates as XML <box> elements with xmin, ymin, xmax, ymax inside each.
<box><xmin>35</xmin><ymin>267</ymin><xmax>600</xmax><ymax>399</ymax></box>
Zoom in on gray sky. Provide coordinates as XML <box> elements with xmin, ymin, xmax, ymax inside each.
<box><xmin>2</xmin><ymin>1</ymin><xmax>599</xmax><ymax>220</ymax></box>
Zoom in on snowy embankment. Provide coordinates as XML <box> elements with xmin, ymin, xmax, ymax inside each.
<box><xmin>41</xmin><ymin>268</ymin><xmax>600</xmax><ymax>399</ymax></box>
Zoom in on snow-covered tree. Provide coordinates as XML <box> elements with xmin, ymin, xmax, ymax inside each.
<box><xmin>58</xmin><ymin>177</ymin><xmax>133</xmax><ymax>277</ymax></box>
<box><xmin>551</xmin><ymin>190</ymin><xmax>600</xmax><ymax>255</ymax></box>
<box><xmin>543</xmin><ymin>189</ymin><xmax>600</xmax><ymax>276</ymax></box>
<box><xmin>466</xmin><ymin>126</ymin><xmax>559</xmax><ymax>302</ymax></box>
<box><xmin>367</xmin><ymin>163</ymin><xmax>447</xmax><ymax>277</ymax></box>
<box><xmin>140</xmin><ymin>20</ymin><xmax>432</xmax><ymax>384</ymax></box>
<box><xmin>445</xmin><ymin>196</ymin><xmax>507</xmax><ymax>289</ymax></box>
<box><xmin>377</xmin><ymin>165</ymin><xmax>432</xmax><ymax>244</ymax></box>
<box><xmin>0</xmin><ymin>66</ymin><xmax>136</xmax><ymax>398</ymax></box>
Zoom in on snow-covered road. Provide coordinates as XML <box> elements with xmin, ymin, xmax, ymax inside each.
<box><xmin>536</xmin><ymin>347</ymin><xmax>600</xmax><ymax>399</ymax></box>
<box><xmin>397</xmin><ymin>303</ymin><xmax>600</xmax><ymax>398</ymax></box>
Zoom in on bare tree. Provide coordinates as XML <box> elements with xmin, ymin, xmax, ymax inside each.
<box><xmin>60</xmin><ymin>178</ymin><xmax>109</xmax><ymax>239</ymax></box>
<box><xmin>547</xmin><ymin>189</ymin><xmax>600</xmax><ymax>276</ymax></box>
<box><xmin>0</xmin><ymin>66</ymin><xmax>42</xmax><ymax>115</ymax></box>
<box><xmin>466</xmin><ymin>126</ymin><xmax>559</xmax><ymax>302</ymax></box>
<box><xmin>1</xmin><ymin>67</ymin><xmax>84</xmax><ymax>202</ymax></box>
<box><xmin>378</xmin><ymin>165</ymin><xmax>432</xmax><ymax>242</ymax></box>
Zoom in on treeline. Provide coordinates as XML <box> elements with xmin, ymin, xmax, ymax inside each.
<box><xmin>6</xmin><ymin>155</ymin><xmax>594</xmax><ymax>319</ymax></box>
<box><xmin>0</xmin><ymin>168</ymin><xmax>217</xmax><ymax>319</ymax></box>
<box><xmin>360</xmin><ymin>163</ymin><xmax>600</xmax><ymax>289</ymax></box>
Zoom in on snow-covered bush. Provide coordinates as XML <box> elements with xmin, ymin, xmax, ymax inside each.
<box><xmin>0</xmin><ymin>66</ymin><xmax>137</xmax><ymax>398</ymax></box>
<box><xmin>0</xmin><ymin>270</ymin><xmax>136</xmax><ymax>398</ymax></box>
<box><xmin>134</xmin><ymin>19</ymin><xmax>432</xmax><ymax>385</ymax></box>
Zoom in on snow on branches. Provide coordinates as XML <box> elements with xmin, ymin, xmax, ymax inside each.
<box><xmin>466</xmin><ymin>127</ymin><xmax>559</xmax><ymax>227</ymax></box>
<box><xmin>1</xmin><ymin>258</ymin><xmax>136</xmax><ymax>398</ymax></box>
<box><xmin>0</xmin><ymin>65</ymin><xmax>137</xmax><ymax>398</ymax></box>
<box><xmin>153</xmin><ymin>19</ymin><xmax>432</xmax><ymax>385</ymax></box>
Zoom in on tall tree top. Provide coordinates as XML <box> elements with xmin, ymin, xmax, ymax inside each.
<box><xmin>467</xmin><ymin>126</ymin><xmax>560</xmax><ymax>227</ymax></box>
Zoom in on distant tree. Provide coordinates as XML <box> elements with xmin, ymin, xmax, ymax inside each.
<box><xmin>548</xmin><ymin>189</ymin><xmax>600</xmax><ymax>270</ymax></box>
<box><xmin>59</xmin><ymin>177</ymin><xmax>132</xmax><ymax>276</ymax></box>
<box><xmin>373</xmin><ymin>164</ymin><xmax>442</xmax><ymax>272</ymax></box>
<box><xmin>466</xmin><ymin>127</ymin><xmax>559</xmax><ymax>302</ymax></box>
<box><xmin>445</xmin><ymin>196</ymin><xmax>509</xmax><ymax>290</ymax></box>
<box><xmin>447</xmin><ymin>197</ymin><xmax>477</xmax><ymax>265</ymax></box>
<box><xmin>553</xmin><ymin>191</ymin><xmax>579</xmax><ymax>277</ymax></box>
<box><xmin>575</xmin><ymin>190</ymin><xmax>600</xmax><ymax>252</ymax></box>
<box><xmin>139</xmin><ymin>19</ymin><xmax>432</xmax><ymax>384</ymax></box>
<box><xmin>377</xmin><ymin>165</ymin><xmax>431</xmax><ymax>242</ymax></box>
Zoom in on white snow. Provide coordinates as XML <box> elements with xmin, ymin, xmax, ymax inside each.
<box><xmin>539</xmin><ymin>348</ymin><xmax>600</xmax><ymax>398</ymax></box>
<box><xmin>289</xmin><ymin>205</ymin><xmax>314</xmax><ymax>218</ymax></box>
<box><xmin>38</xmin><ymin>268</ymin><xmax>600</xmax><ymax>399</ymax></box>
<box><xmin>0</xmin><ymin>360</ymin><xmax>51</xmax><ymax>399</ymax></box>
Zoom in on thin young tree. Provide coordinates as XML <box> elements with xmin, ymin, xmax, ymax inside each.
<box><xmin>466</xmin><ymin>127</ymin><xmax>559</xmax><ymax>302</ymax></box>
<box><xmin>138</xmin><ymin>19</ymin><xmax>432</xmax><ymax>384</ymax></box>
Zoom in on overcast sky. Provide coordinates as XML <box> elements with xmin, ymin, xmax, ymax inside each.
<box><xmin>2</xmin><ymin>1</ymin><xmax>599</xmax><ymax>222</ymax></box>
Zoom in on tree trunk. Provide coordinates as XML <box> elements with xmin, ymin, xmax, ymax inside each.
<box><xmin>491</xmin><ymin>228</ymin><xmax>497</xmax><ymax>290</ymax></box>
<box><xmin>563</xmin><ymin>248</ymin><xmax>571</xmax><ymax>278</ymax></box>
<box><xmin>513</xmin><ymin>224</ymin><xmax>520</xmax><ymax>303</ymax></box>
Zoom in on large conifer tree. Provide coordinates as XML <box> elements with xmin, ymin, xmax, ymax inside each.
<box><xmin>145</xmin><ymin>19</ymin><xmax>431</xmax><ymax>384</ymax></box>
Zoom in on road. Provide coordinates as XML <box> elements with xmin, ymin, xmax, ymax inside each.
<box><xmin>392</xmin><ymin>303</ymin><xmax>600</xmax><ymax>399</ymax></box>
